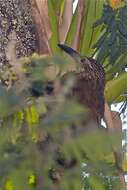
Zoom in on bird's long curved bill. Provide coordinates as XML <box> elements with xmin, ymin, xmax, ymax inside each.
<box><xmin>58</xmin><ymin>44</ymin><xmax>80</xmax><ymax>60</ymax></box>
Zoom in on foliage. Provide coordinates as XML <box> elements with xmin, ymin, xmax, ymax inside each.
<box><xmin>0</xmin><ymin>53</ymin><xmax>124</xmax><ymax>190</ymax></box>
<box><xmin>93</xmin><ymin>4</ymin><xmax>127</xmax><ymax>66</ymax></box>
<box><xmin>0</xmin><ymin>0</ymin><xmax>127</xmax><ymax>190</ymax></box>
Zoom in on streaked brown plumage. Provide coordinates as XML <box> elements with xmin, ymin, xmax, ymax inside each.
<box><xmin>58</xmin><ymin>44</ymin><xmax>105</xmax><ymax>125</ymax></box>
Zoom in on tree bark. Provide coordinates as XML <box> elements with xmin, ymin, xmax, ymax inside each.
<box><xmin>104</xmin><ymin>103</ymin><xmax>126</xmax><ymax>190</ymax></box>
<box><xmin>30</xmin><ymin>0</ymin><xmax>52</xmax><ymax>54</ymax></box>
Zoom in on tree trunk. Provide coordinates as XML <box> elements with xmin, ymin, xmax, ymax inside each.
<box><xmin>0</xmin><ymin>0</ymin><xmax>38</xmax><ymax>66</ymax></box>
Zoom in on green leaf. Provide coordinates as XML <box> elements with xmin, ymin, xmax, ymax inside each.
<box><xmin>48</xmin><ymin>0</ymin><xmax>60</xmax><ymax>53</ymax></box>
<box><xmin>5</xmin><ymin>180</ymin><xmax>14</xmax><ymax>190</ymax></box>
<box><xmin>105</xmin><ymin>72</ymin><xmax>127</xmax><ymax>103</ymax></box>
<box><xmin>65</xmin><ymin>6</ymin><xmax>78</xmax><ymax>46</ymax></box>
<box><xmin>52</xmin><ymin>0</ymin><xmax>65</xmax><ymax>14</ymax></box>
<box><xmin>42</xmin><ymin>100</ymin><xmax>87</xmax><ymax>127</ymax></box>
<box><xmin>63</xmin><ymin>131</ymin><xmax>117</xmax><ymax>164</ymax></box>
<box><xmin>88</xmin><ymin>0</ymin><xmax>104</xmax><ymax>54</ymax></box>
<box><xmin>80</xmin><ymin>0</ymin><xmax>104</xmax><ymax>56</ymax></box>
<box><xmin>89</xmin><ymin>176</ymin><xmax>105</xmax><ymax>190</ymax></box>
<box><xmin>0</xmin><ymin>85</ymin><xmax>23</xmax><ymax>118</ymax></box>
<box><xmin>106</xmin><ymin>53</ymin><xmax>127</xmax><ymax>80</ymax></box>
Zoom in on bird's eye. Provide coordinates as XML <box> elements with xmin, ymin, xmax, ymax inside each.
<box><xmin>87</xmin><ymin>62</ymin><xmax>92</xmax><ymax>69</ymax></box>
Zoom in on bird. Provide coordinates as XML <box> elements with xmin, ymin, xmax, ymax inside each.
<box><xmin>58</xmin><ymin>44</ymin><xmax>105</xmax><ymax>125</ymax></box>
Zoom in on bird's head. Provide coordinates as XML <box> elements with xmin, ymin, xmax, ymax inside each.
<box><xmin>58</xmin><ymin>44</ymin><xmax>90</xmax><ymax>66</ymax></box>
